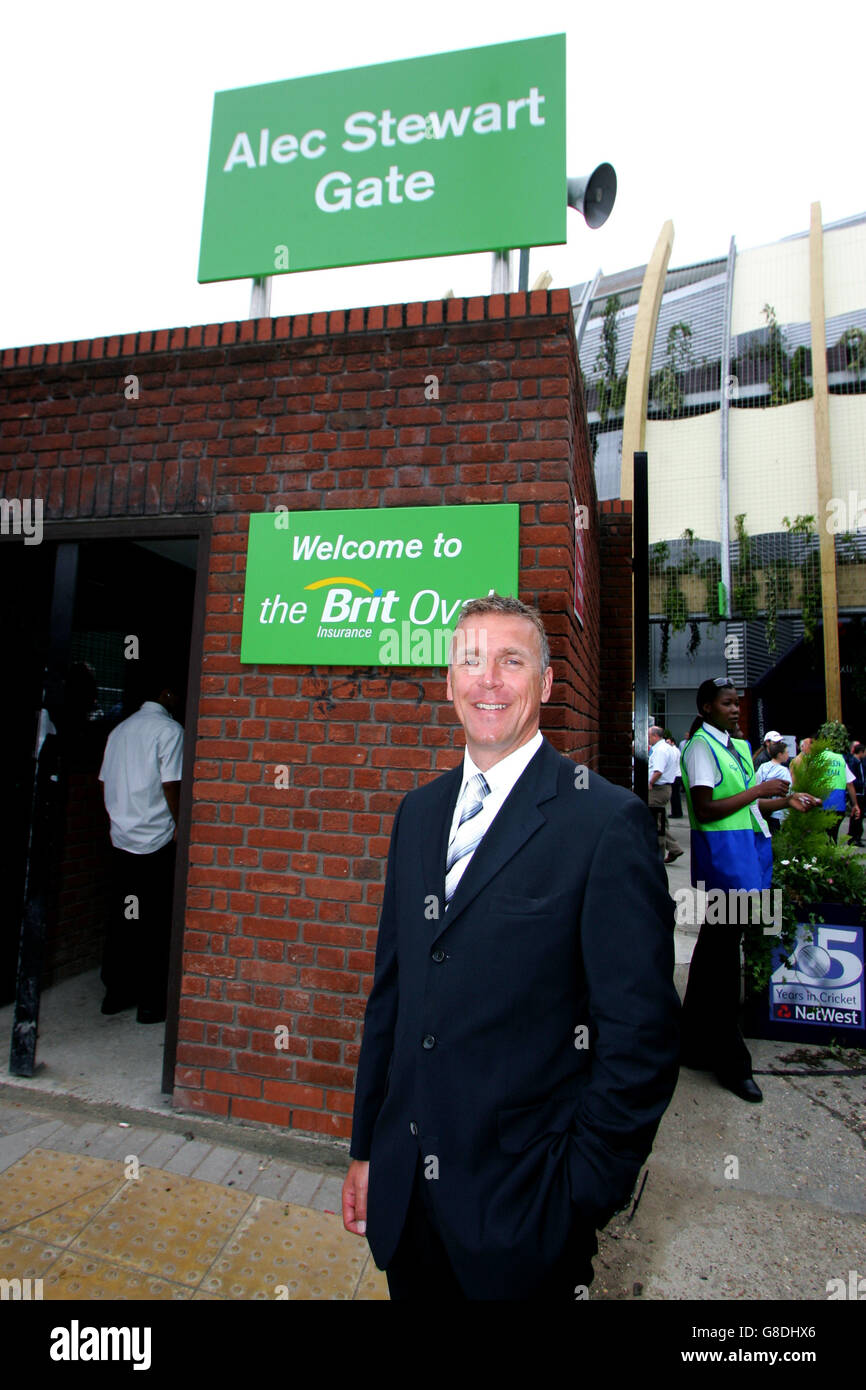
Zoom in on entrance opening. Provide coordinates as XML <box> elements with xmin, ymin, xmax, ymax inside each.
<box><xmin>1</xmin><ymin>534</ymin><xmax>199</xmax><ymax>1111</ymax></box>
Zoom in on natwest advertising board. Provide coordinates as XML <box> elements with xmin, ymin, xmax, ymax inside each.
<box><xmin>240</xmin><ymin>504</ymin><xmax>519</xmax><ymax>666</ymax></box>
<box><xmin>198</xmin><ymin>35</ymin><xmax>565</xmax><ymax>281</ymax></box>
<box><xmin>769</xmin><ymin>922</ymin><xmax>865</xmax><ymax>1032</ymax></box>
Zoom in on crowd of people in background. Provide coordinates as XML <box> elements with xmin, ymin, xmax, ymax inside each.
<box><xmin>647</xmin><ymin>722</ymin><xmax>865</xmax><ymax>850</ymax></box>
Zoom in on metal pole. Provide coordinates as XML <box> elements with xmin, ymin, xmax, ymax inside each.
<box><xmin>518</xmin><ymin>249</ymin><xmax>530</xmax><ymax>292</ymax></box>
<box><xmin>10</xmin><ymin>542</ymin><xmax>78</xmax><ymax>1076</ymax></box>
<box><xmin>490</xmin><ymin>251</ymin><xmax>512</xmax><ymax>294</ymax></box>
<box><xmin>719</xmin><ymin>235</ymin><xmax>736</xmax><ymax>631</ymax></box>
<box><xmin>249</xmin><ymin>276</ymin><xmax>272</xmax><ymax>318</ymax></box>
<box><xmin>574</xmin><ymin>269</ymin><xmax>602</xmax><ymax>352</ymax></box>
<box><xmin>633</xmin><ymin>451</ymin><xmax>650</xmax><ymax>804</ymax></box>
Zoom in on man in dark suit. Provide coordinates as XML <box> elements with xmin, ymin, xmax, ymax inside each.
<box><xmin>342</xmin><ymin>594</ymin><xmax>680</xmax><ymax>1299</ymax></box>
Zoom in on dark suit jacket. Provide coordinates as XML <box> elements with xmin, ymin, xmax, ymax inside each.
<box><xmin>350</xmin><ymin>736</ymin><xmax>680</xmax><ymax>1298</ymax></box>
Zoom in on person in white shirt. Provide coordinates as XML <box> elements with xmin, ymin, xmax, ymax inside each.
<box><xmin>754</xmin><ymin>741</ymin><xmax>793</xmax><ymax>834</ymax></box>
<box><xmin>98</xmin><ymin>669</ymin><xmax>184</xmax><ymax>1023</ymax></box>
<box><xmin>752</xmin><ymin>730</ymin><xmax>784</xmax><ymax>771</ymax></box>
<box><xmin>648</xmin><ymin>726</ymin><xmax>682</xmax><ymax>862</ymax></box>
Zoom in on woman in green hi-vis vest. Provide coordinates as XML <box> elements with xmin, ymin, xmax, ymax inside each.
<box><xmin>679</xmin><ymin>678</ymin><xmax>819</xmax><ymax>1103</ymax></box>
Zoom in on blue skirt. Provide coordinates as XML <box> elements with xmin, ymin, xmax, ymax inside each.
<box><xmin>690</xmin><ymin>827</ymin><xmax>773</xmax><ymax>893</ymax></box>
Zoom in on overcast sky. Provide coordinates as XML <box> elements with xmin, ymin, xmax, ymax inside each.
<box><xmin>2</xmin><ymin>0</ymin><xmax>861</xmax><ymax>350</ymax></box>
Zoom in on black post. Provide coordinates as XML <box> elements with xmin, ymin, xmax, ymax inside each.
<box><xmin>633</xmin><ymin>452</ymin><xmax>649</xmax><ymax>804</ymax></box>
<box><xmin>10</xmin><ymin>542</ymin><xmax>77</xmax><ymax>1076</ymax></box>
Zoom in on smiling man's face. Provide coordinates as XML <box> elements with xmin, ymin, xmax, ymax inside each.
<box><xmin>446</xmin><ymin>613</ymin><xmax>552</xmax><ymax>771</ymax></box>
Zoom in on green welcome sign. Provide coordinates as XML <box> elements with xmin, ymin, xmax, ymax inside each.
<box><xmin>198</xmin><ymin>35</ymin><xmax>565</xmax><ymax>282</ymax></box>
<box><xmin>240</xmin><ymin>504</ymin><xmax>519</xmax><ymax>666</ymax></box>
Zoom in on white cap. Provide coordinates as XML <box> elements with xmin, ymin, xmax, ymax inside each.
<box><xmin>764</xmin><ymin>730</ymin><xmax>783</xmax><ymax>743</ymax></box>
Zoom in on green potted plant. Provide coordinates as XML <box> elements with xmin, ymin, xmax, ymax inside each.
<box><xmin>742</xmin><ymin>741</ymin><xmax>866</xmax><ymax>1046</ymax></box>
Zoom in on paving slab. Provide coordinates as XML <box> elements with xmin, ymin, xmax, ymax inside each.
<box><xmin>200</xmin><ymin>1197</ymin><xmax>368</xmax><ymax>1301</ymax></box>
<box><xmin>210</xmin><ymin>1154</ymin><xmax>263</xmax><ymax>1193</ymax></box>
<box><xmin>38</xmin><ymin>1121</ymin><xmax>108</xmax><ymax>1155</ymax></box>
<box><xmin>190</xmin><ymin>1145</ymin><xmax>245</xmax><ymax>1187</ymax></box>
<box><xmin>72</xmin><ymin>1168</ymin><xmax>254</xmax><ymax>1288</ymax></box>
<box><xmin>0</xmin><ymin>1149</ymin><xmax>122</xmax><ymax>1245</ymax></box>
<box><xmin>45</xmin><ymin>1249</ymin><xmax>194</xmax><ymax>1301</ymax></box>
<box><xmin>309</xmin><ymin>1174</ymin><xmax>344</xmax><ymax>1214</ymax></box>
<box><xmin>280</xmin><ymin>1167</ymin><xmax>324</xmax><ymax>1207</ymax></box>
<box><xmin>0</xmin><ymin>1120</ymin><xmax>66</xmax><ymax>1174</ymax></box>
<box><xmin>87</xmin><ymin>1125</ymin><xmax>162</xmax><ymax>1163</ymax></box>
<box><xmin>134</xmin><ymin>1131</ymin><xmax>187</xmax><ymax>1168</ymax></box>
<box><xmin>161</xmin><ymin>1139</ymin><xmax>215</xmax><ymax>1176</ymax></box>
<box><xmin>248</xmin><ymin>1159</ymin><xmax>300</xmax><ymax>1200</ymax></box>
<box><xmin>0</xmin><ymin>1104</ymin><xmax>60</xmax><ymax>1136</ymax></box>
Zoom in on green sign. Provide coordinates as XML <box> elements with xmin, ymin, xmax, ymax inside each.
<box><xmin>198</xmin><ymin>35</ymin><xmax>565</xmax><ymax>282</ymax></box>
<box><xmin>239</xmin><ymin>504</ymin><xmax>519</xmax><ymax>666</ymax></box>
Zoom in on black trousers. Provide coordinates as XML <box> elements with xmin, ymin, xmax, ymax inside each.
<box><xmin>102</xmin><ymin>839</ymin><xmax>176</xmax><ymax>1013</ymax></box>
<box><xmin>680</xmin><ymin>921</ymin><xmax>752</xmax><ymax>1081</ymax></box>
<box><xmin>386</xmin><ymin>1154</ymin><xmax>597</xmax><ymax>1301</ymax></box>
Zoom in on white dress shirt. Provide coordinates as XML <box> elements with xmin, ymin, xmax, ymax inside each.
<box><xmin>446</xmin><ymin>730</ymin><xmax>544</xmax><ymax>899</ymax></box>
<box><xmin>648</xmin><ymin>740</ymin><xmax>676</xmax><ymax>785</ymax></box>
<box><xmin>99</xmin><ymin>701</ymin><xmax>184</xmax><ymax>853</ymax></box>
<box><xmin>683</xmin><ymin>720</ymin><xmax>769</xmax><ymax>836</ymax></box>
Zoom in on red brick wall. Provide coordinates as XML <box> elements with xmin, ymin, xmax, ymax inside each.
<box><xmin>2</xmin><ymin>290</ymin><xmax>617</xmax><ymax>1140</ymax></box>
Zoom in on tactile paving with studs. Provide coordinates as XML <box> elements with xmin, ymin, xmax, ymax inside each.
<box><xmin>0</xmin><ymin>1149</ymin><xmax>388</xmax><ymax>1300</ymax></box>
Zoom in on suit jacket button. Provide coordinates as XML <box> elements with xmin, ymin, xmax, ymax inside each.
<box><xmin>431</xmin><ymin>948</ymin><xmax>445</xmax><ymax>962</ymax></box>
<box><xmin>409</xmin><ymin>1122</ymin><xmax>418</xmax><ymax>1136</ymax></box>
<box><xmin>422</xmin><ymin>1034</ymin><xmax>436</xmax><ymax>1049</ymax></box>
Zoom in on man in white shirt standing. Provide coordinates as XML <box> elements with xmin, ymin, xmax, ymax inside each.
<box><xmin>98</xmin><ymin>668</ymin><xmax>184</xmax><ymax>1024</ymax></box>
<box><xmin>648</xmin><ymin>726</ymin><xmax>682</xmax><ymax>863</ymax></box>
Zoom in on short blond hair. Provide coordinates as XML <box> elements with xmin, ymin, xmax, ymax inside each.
<box><xmin>452</xmin><ymin>593</ymin><xmax>550</xmax><ymax>672</ymax></box>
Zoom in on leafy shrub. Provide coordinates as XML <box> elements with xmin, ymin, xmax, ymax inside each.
<box><xmin>743</xmin><ymin>739</ymin><xmax>866</xmax><ymax>990</ymax></box>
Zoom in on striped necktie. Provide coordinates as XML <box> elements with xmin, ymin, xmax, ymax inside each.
<box><xmin>444</xmin><ymin>772</ymin><xmax>491</xmax><ymax>908</ymax></box>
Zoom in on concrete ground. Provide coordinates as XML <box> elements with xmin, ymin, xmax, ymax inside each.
<box><xmin>1</xmin><ymin>809</ymin><xmax>863</xmax><ymax>1300</ymax></box>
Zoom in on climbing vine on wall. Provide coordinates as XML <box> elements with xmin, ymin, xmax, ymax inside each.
<box><xmin>651</xmin><ymin>322</ymin><xmax>694</xmax><ymax>418</ymax></box>
<box><xmin>593</xmin><ymin>294</ymin><xmax>628</xmax><ymax>425</ymax></box>
<box><xmin>700</xmin><ymin>554</ymin><xmax>722</xmax><ymax>627</ymax></box>
<box><xmin>783</xmin><ymin>513</ymin><xmax>822</xmax><ymax>645</ymax></box>
<box><xmin>732</xmin><ymin>513</ymin><xmax>759</xmax><ymax>619</ymax></box>
<box><xmin>651</xmin><ymin>509</ymin><xmax>835</xmax><ymax>668</ymax></box>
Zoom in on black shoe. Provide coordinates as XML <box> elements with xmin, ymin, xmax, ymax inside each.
<box><xmin>136</xmin><ymin>1008</ymin><xmax>166</xmax><ymax>1025</ymax></box>
<box><xmin>664</xmin><ymin>851</ymin><xmax>684</xmax><ymax>863</ymax></box>
<box><xmin>101</xmin><ymin>995</ymin><xmax>136</xmax><ymax>1015</ymax></box>
<box><xmin>718</xmin><ymin>1075</ymin><xmax>763</xmax><ymax>1103</ymax></box>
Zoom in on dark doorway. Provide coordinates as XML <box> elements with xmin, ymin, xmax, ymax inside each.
<box><xmin>47</xmin><ymin>538</ymin><xmax>197</xmax><ymax>992</ymax></box>
<box><xmin>0</xmin><ymin>540</ymin><xmax>56</xmax><ymax>1005</ymax></box>
<box><xmin>2</xmin><ymin>531</ymin><xmax>203</xmax><ymax>1103</ymax></box>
